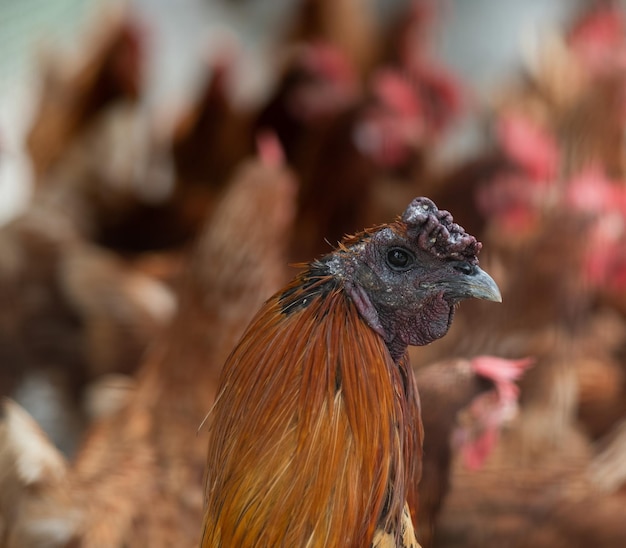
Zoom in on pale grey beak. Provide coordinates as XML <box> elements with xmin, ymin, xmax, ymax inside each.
<box><xmin>439</xmin><ymin>264</ymin><xmax>502</xmax><ymax>303</ymax></box>
<box><xmin>459</xmin><ymin>266</ymin><xmax>502</xmax><ymax>303</ymax></box>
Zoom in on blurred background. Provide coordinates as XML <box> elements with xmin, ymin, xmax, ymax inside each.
<box><xmin>1</xmin><ymin>0</ymin><xmax>581</xmax><ymax>222</ymax></box>
<box><xmin>2</xmin><ymin>0</ymin><xmax>626</xmax><ymax>546</ymax></box>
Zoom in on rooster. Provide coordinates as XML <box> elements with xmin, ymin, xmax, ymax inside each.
<box><xmin>202</xmin><ymin>197</ymin><xmax>501</xmax><ymax>547</ymax></box>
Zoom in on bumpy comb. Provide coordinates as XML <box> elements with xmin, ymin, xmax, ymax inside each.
<box><xmin>400</xmin><ymin>197</ymin><xmax>482</xmax><ymax>263</ymax></box>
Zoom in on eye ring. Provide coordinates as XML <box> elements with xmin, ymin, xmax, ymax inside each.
<box><xmin>386</xmin><ymin>247</ymin><xmax>414</xmax><ymax>271</ymax></box>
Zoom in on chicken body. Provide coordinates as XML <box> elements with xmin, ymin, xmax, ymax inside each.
<box><xmin>202</xmin><ymin>197</ymin><xmax>501</xmax><ymax>547</ymax></box>
<box><xmin>414</xmin><ymin>357</ymin><xmax>531</xmax><ymax>548</ymax></box>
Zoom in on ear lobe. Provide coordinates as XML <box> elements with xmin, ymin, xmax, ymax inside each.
<box><xmin>346</xmin><ymin>282</ymin><xmax>386</xmax><ymax>339</ymax></box>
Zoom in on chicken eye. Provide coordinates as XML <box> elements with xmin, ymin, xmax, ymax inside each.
<box><xmin>386</xmin><ymin>247</ymin><xmax>414</xmax><ymax>271</ymax></box>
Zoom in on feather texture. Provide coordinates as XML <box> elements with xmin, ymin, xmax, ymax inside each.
<box><xmin>202</xmin><ymin>264</ymin><xmax>422</xmax><ymax>547</ymax></box>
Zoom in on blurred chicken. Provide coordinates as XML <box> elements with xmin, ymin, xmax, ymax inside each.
<box><xmin>436</xmin><ymin>410</ymin><xmax>626</xmax><ymax>548</ymax></box>
<box><xmin>253</xmin><ymin>40</ymin><xmax>366</xmax><ymax>260</ymax></box>
<box><xmin>64</xmin><ymin>146</ymin><xmax>293</xmax><ymax>548</ymax></box>
<box><xmin>27</xmin><ymin>8</ymin><xmax>143</xmax><ymax>181</ymax></box>
<box><xmin>0</xmin><ymin>138</ymin><xmax>298</xmax><ymax>548</ymax></box>
<box><xmin>253</xmin><ymin>0</ymin><xmax>464</xmax><ymax>262</ymax></box>
<box><xmin>172</xmin><ymin>52</ymin><xmax>255</xmax><ymax>193</ymax></box>
<box><xmin>0</xmin><ymin>205</ymin><xmax>175</xmax><ymax>454</ymax></box>
<box><xmin>380</xmin><ymin>1</ymin><xmax>463</xmax><ymax>145</ymax></box>
<box><xmin>29</xmin><ymin>61</ymin><xmax>194</xmax><ymax>253</ymax></box>
<box><xmin>27</xmin><ymin>14</ymin><xmax>258</xmax><ymax>255</ymax></box>
<box><xmin>202</xmin><ymin>197</ymin><xmax>501</xmax><ymax>546</ymax></box>
<box><xmin>255</xmin><ymin>41</ymin><xmax>359</xmax><ymax>170</ymax></box>
<box><xmin>415</xmin><ymin>356</ymin><xmax>531</xmax><ymax>548</ymax></box>
<box><xmin>410</xmin><ymin>204</ymin><xmax>592</xmax><ymax>459</ymax></box>
<box><xmin>21</xmin><ymin>7</ymin><xmax>202</xmax><ymax>254</ymax></box>
<box><xmin>288</xmin><ymin>63</ymin><xmax>450</xmax><ymax>261</ymax></box>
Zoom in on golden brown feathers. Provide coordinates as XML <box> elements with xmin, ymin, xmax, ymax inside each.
<box><xmin>202</xmin><ymin>270</ymin><xmax>422</xmax><ymax>547</ymax></box>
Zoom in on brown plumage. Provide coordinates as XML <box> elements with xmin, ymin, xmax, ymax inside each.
<box><xmin>202</xmin><ymin>197</ymin><xmax>501</xmax><ymax>547</ymax></box>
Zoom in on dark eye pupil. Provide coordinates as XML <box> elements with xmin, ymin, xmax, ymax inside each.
<box><xmin>387</xmin><ymin>248</ymin><xmax>410</xmax><ymax>269</ymax></box>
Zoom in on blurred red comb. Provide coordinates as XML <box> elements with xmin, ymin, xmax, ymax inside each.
<box><xmin>568</xmin><ymin>4</ymin><xmax>625</xmax><ymax>71</ymax></box>
<box><xmin>569</xmin><ymin>5</ymin><xmax>625</xmax><ymax>46</ymax></box>
<box><xmin>471</xmin><ymin>355</ymin><xmax>534</xmax><ymax>380</ymax></box>
<box><xmin>372</xmin><ymin>69</ymin><xmax>421</xmax><ymax>118</ymax></box>
<box><xmin>566</xmin><ymin>168</ymin><xmax>626</xmax><ymax>216</ymax></box>
<box><xmin>497</xmin><ymin>113</ymin><xmax>559</xmax><ymax>182</ymax></box>
<box><xmin>471</xmin><ymin>355</ymin><xmax>535</xmax><ymax>401</ymax></box>
<box><xmin>301</xmin><ymin>42</ymin><xmax>356</xmax><ymax>85</ymax></box>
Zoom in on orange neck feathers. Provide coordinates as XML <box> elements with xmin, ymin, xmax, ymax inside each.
<box><xmin>202</xmin><ymin>267</ymin><xmax>422</xmax><ymax>547</ymax></box>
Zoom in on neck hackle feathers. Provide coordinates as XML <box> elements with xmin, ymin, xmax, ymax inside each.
<box><xmin>202</xmin><ymin>196</ymin><xmax>499</xmax><ymax>548</ymax></box>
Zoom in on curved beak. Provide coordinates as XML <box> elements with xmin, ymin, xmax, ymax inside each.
<box><xmin>459</xmin><ymin>266</ymin><xmax>502</xmax><ymax>303</ymax></box>
<box><xmin>441</xmin><ymin>265</ymin><xmax>502</xmax><ymax>303</ymax></box>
